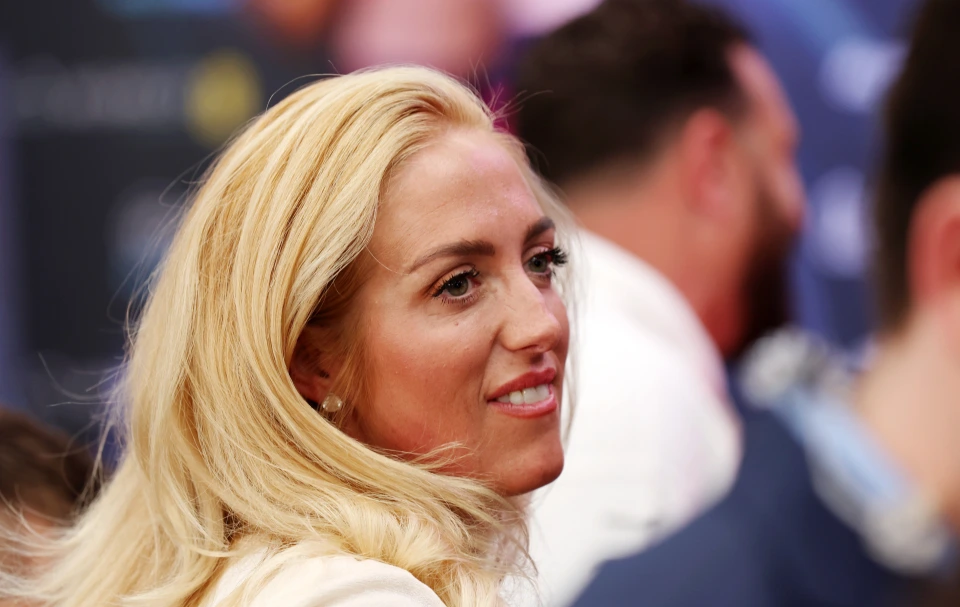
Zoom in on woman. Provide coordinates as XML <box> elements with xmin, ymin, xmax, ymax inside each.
<box><xmin>4</xmin><ymin>66</ymin><xmax>571</xmax><ymax>606</ymax></box>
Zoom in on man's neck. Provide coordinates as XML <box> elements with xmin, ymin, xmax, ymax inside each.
<box><xmin>566</xmin><ymin>175</ymin><xmax>723</xmax><ymax>351</ymax></box>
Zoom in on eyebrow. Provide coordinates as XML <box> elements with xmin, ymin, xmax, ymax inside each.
<box><xmin>405</xmin><ymin>216</ymin><xmax>556</xmax><ymax>274</ymax></box>
<box><xmin>524</xmin><ymin>216</ymin><xmax>556</xmax><ymax>243</ymax></box>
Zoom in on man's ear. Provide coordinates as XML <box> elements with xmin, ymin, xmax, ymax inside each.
<box><xmin>678</xmin><ymin>108</ymin><xmax>741</xmax><ymax>219</ymax></box>
<box><xmin>908</xmin><ymin>176</ymin><xmax>960</xmax><ymax>343</ymax></box>
<box><xmin>290</xmin><ymin>325</ymin><xmax>340</xmax><ymax>406</ymax></box>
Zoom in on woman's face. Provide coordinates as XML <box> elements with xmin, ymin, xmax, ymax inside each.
<box><xmin>348</xmin><ymin>129</ymin><xmax>568</xmax><ymax>496</ymax></box>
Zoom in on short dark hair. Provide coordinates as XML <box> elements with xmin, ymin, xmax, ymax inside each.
<box><xmin>874</xmin><ymin>0</ymin><xmax>960</xmax><ymax>328</ymax></box>
<box><xmin>0</xmin><ymin>409</ymin><xmax>97</xmax><ymax>520</ymax></box>
<box><xmin>515</xmin><ymin>0</ymin><xmax>750</xmax><ymax>187</ymax></box>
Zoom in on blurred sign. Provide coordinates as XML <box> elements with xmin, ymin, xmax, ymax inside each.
<box><xmin>0</xmin><ymin>0</ymin><xmax>285</xmax><ymax>432</ymax></box>
<box><xmin>0</xmin><ymin>51</ymin><xmax>26</xmax><ymax>408</ymax></box>
<box><xmin>95</xmin><ymin>0</ymin><xmax>237</xmax><ymax>18</ymax></box>
<box><xmin>13</xmin><ymin>49</ymin><xmax>262</xmax><ymax>147</ymax></box>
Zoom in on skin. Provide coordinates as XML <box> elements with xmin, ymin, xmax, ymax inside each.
<box><xmin>567</xmin><ymin>44</ymin><xmax>804</xmax><ymax>358</ymax></box>
<box><xmin>713</xmin><ymin>45</ymin><xmax>805</xmax><ymax>356</ymax></box>
<box><xmin>856</xmin><ymin>176</ymin><xmax>960</xmax><ymax>532</ymax></box>
<box><xmin>729</xmin><ymin>45</ymin><xmax>805</xmax><ymax>235</ymax></box>
<box><xmin>294</xmin><ymin>129</ymin><xmax>569</xmax><ymax>496</ymax></box>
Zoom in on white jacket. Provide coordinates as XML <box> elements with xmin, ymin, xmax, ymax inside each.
<box><xmin>527</xmin><ymin>231</ymin><xmax>741</xmax><ymax>606</ymax></box>
<box><xmin>206</xmin><ymin>550</ymin><xmax>444</xmax><ymax>607</ymax></box>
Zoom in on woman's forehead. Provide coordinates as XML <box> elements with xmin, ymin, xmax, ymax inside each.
<box><xmin>371</xmin><ymin>131</ymin><xmax>543</xmax><ymax>261</ymax></box>
<box><xmin>386</xmin><ymin>129</ymin><xmax>521</xmax><ymax>202</ymax></box>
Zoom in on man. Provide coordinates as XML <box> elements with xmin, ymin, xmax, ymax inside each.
<box><xmin>574</xmin><ymin>0</ymin><xmax>960</xmax><ymax>604</ymax></box>
<box><xmin>514</xmin><ymin>1</ymin><xmax>804</xmax><ymax>603</ymax></box>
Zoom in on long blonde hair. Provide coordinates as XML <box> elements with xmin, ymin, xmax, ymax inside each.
<box><xmin>3</xmin><ymin>66</ymin><xmax>570</xmax><ymax>607</ymax></box>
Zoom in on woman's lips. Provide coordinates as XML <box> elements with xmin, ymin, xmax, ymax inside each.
<box><xmin>489</xmin><ymin>384</ymin><xmax>558</xmax><ymax>419</ymax></box>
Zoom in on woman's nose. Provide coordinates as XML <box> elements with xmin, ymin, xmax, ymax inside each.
<box><xmin>498</xmin><ymin>279</ymin><xmax>563</xmax><ymax>355</ymax></box>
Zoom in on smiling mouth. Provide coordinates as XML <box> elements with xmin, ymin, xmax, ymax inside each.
<box><xmin>494</xmin><ymin>384</ymin><xmax>551</xmax><ymax>405</ymax></box>
<box><xmin>488</xmin><ymin>384</ymin><xmax>558</xmax><ymax>419</ymax></box>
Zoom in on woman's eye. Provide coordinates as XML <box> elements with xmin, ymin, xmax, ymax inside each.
<box><xmin>433</xmin><ymin>269</ymin><xmax>479</xmax><ymax>299</ymax></box>
<box><xmin>526</xmin><ymin>247</ymin><xmax>569</xmax><ymax>276</ymax></box>
<box><xmin>444</xmin><ymin>275</ymin><xmax>470</xmax><ymax>297</ymax></box>
<box><xmin>527</xmin><ymin>255</ymin><xmax>550</xmax><ymax>274</ymax></box>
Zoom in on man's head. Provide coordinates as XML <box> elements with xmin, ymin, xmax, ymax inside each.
<box><xmin>517</xmin><ymin>0</ymin><xmax>804</xmax><ymax>357</ymax></box>
<box><xmin>849</xmin><ymin>0</ymin><xmax>960</xmax><ymax>535</ymax></box>
<box><xmin>875</xmin><ymin>0</ymin><xmax>960</xmax><ymax>337</ymax></box>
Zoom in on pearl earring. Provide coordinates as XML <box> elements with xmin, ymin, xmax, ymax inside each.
<box><xmin>321</xmin><ymin>394</ymin><xmax>343</xmax><ymax>413</ymax></box>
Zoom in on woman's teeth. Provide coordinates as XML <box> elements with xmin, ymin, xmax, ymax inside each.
<box><xmin>496</xmin><ymin>384</ymin><xmax>551</xmax><ymax>405</ymax></box>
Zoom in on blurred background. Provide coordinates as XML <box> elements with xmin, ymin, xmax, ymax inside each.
<box><xmin>0</xmin><ymin>0</ymin><xmax>916</xmax><ymax>439</ymax></box>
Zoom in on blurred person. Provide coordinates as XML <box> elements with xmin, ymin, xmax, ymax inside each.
<box><xmin>0</xmin><ymin>67</ymin><xmax>573</xmax><ymax>607</ymax></box>
<box><xmin>514</xmin><ymin>0</ymin><xmax>804</xmax><ymax>602</ymax></box>
<box><xmin>500</xmin><ymin>0</ymin><xmax>602</xmax><ymax>39</ymax></box>
<box><xmin>0</xmin><ymin>409</ymin><xmax>96</xmax><ymax>574</ymax></box>
<box><xmin>331</xmin><ymin>0</ymin><xmax>505</xmax><ymax>78</ymax></box>
<box><xmin>244</xmin><ymin>0</ymin><xmax>340</xmax><ymax>49</ymax></box>
<box><xmin>248</xmin><ymin>0</ymin><xmax>514</xmax><ymax>124</ymax></box>
<box><xmin>573</xmin><ymin>0</ymin><xmax>960</xmax><ymax>604</ymax></box>
<box><xmin>329</xmin><ymin>0</ymin><xmax>518</xmax><ymax>126</ymax></box>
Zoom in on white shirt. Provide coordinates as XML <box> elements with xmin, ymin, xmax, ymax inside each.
<box><xmin>527</xmin><ymin>231</ymin><xmax>741</xmax><ymax>606</ymax></box>
<box><xmin>206</xmin><ymin>549</ymin><xmax>445</xmax><ymax>607</ymax></box>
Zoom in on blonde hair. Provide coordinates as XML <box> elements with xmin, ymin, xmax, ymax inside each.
<box><xmin>1</xmin><ymin>66</ymin><xmax>572</xmax><ymax>607</ymax></box>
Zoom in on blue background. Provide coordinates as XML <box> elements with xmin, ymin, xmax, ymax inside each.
<box><xmin>0</xmin><ymin>0</ymin><xmax>920</xmax><ymax>434</ymax></box>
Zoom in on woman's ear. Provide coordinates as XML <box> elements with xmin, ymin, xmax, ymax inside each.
<box><xmin>290</xmin><ymin>325</ymin><xmax>340</xmax><ymax>406</ymax></box>
<box><xmin>908</xmin><ymin>176</ymin><xmax>960</xmax><ymax>347</ymax></box>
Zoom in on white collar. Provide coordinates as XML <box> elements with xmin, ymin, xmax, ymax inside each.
<box><xmin>577</xmin><ymin>229</ymin><xmax>729</xmax><ymax>403</ymax></box>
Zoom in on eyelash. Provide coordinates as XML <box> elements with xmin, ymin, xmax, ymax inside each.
<box><xmin>534</xmin><ymin>247</ymin><xmax>569</xmax><ymax>271</ymax></box>
<box><xmin>430</xmin><ymin>246</ymin><xmax>569</xmax><ymax>304</ymax></box>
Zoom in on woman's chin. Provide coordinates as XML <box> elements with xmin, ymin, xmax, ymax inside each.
<box><xmin>498</xmin><ymin>446</ymin><xmax>565</xmax><ymax>497</ymax></box>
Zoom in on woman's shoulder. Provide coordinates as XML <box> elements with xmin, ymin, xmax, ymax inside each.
<box><xmin>209</xmin><ymin>549</ymin><xmax>446</xmax><ymax>607</ymax></box>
